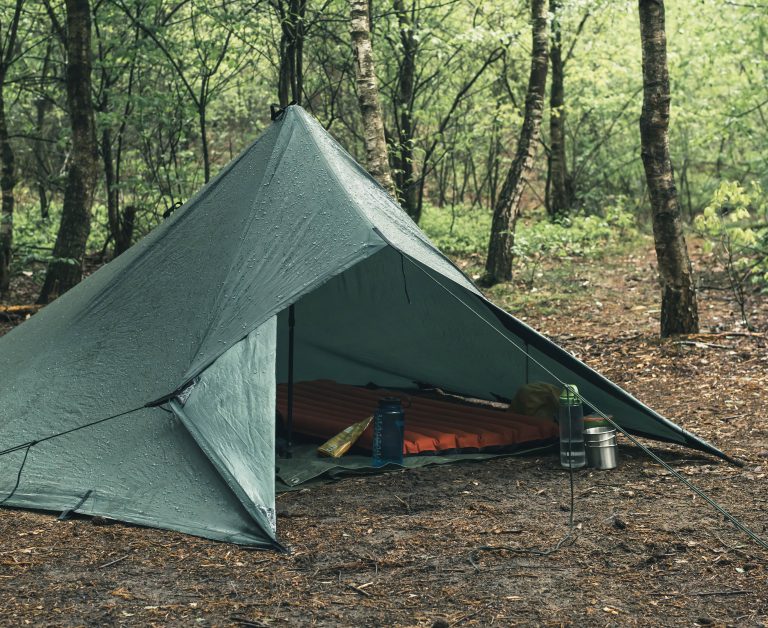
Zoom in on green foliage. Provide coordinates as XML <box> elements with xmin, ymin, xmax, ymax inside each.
<box><xmin>518</xmin><ymin>203</ymin><xmax>637</xmax><ymax>258</ymax></box>
<box><xmin>9</xmin><ymin>199</ymin><xmax>111</xmax><ymax>284</ymax></box>
<box><xmin>9</xmin><ymin>208</ymin><xmax>60</xmax><ymax>283</ymax></box>
<box><xmin>693</xmin><ymin>180</ymin><xmax>768</xmax><ymax>327</ymax></box>
<box><xmin>512</xmin><ymin>203</ymin><xmax>639</xmax><ymax>288</ymax></box>
<box><xmin>13</xmin><ymin>210</ymin><xmax>59</xmax><ymax>255</ymax></box>
<box><xmin>421</xmin><ymin>201</ymin><xmax>640</xmax><ymax>288</ymax></box>
<box><xmin>2</xmin><ymin>0</ymin><xmax>766</xmax><ymax>307</ymax></box>
<box><xmin>420</xmin><ymin>204</ymin><xmax>492</xmax><ymax>257</ymax></box>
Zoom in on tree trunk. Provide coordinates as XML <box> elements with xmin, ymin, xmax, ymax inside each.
<box><xmin>0</xmin><ymin>0</ymin><xmax>23</xmax><ymax>295</ymax></box>
<box><xmin>39</xmin><ymin>0</ymin><xmax>99</xmax><ymax>303</ymax></box>
<box><xmin>199</xmin><ymin>97</ymin><xmax>210</xmax><ymax>182</ymax></box>
<box><xmin>96</xmin><ymin>29</ymin><xmax>136</xmax><ymax>257</ymax></box>
<box><xmin>638</xmin><ymin>0</ymin><xmax>699</xmax><ymax>336</ymax></box>
<box><xmin>277</xmin><ymin>1</ymin><xmax>290</xmax><ymax>106</ymax></box>
<box><xmin>101</xmin><ymin>126</ymin><xmax>135</xmax><ymax>255</ymax></box>
<box><xmin>484</xmin><ymin>0</ymin><xmax>549</xmax><ymax>285</ymax></box>
<box><xmin>392</xmin><ymin>0</ymin><xmax>418</xmax><ymax>221</ymax></box>
<box><xmin>35</xmin><ymin>96</ymin><xmax>51</xmax><ymax>219</ymax></box>
<box><xmin>277</xmin><ymin>0</ymin><xmax>306</xmax><ymax>107</ymax></box>
<box><xmin>547</xmin><ymin>0</ymin><xmax>570</xmax><ymax>219</ymax></box>
<box><xmin>349</xmin><ymin>0</ymin><xmax>397</xmax><ymax>198</ymax></box>
<box><xmin>295</xmin><ymin>0</ymin><xmax>305</xmax><ymax>103</ymax></box>
<box><xmin>487</xmin><ymin>110</ymin><xmax>501</xmax><ymax>210</ymax></box>
<box><xmin>34</xmin><ymin>40</ymin><xmax>53</xmax><ymax>220</ymax></box>
<box><xmin>0</xmin><ymin>87</ymin><xmax>15</xmax><ymax>295</ymax></box>
<box><xmin>119</xmin><ymin>205</ymin><xmax>136</xmax><ymax>253</ymax></box>
<box><xmin>102</xmin><ymin>127</ymin><xmax>117</xmax><ymax>239</ymax></box>
<box><xmin>278</xmin><ymin>40</ymin><xmax>290</xmax><ymax>106</ymax></box>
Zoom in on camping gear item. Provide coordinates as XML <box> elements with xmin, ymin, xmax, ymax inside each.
<box><xmin>584</xmin><ymin>414</ymin><xmax>612</xmax><ymax>430</ymax></box>
<box><xmin>317</xmin><ymin>415</ymin><xmax>373</xmax><ymax>458</ymax></box>
<box><xmin>0</xmin><ymin>104</ymin><xmax>731</xmax><ymax>550</ymax></box>
<box><xmin>372</xmin><ymin>398</ymin><xmax>405</xmax><ymax>467</ymax></box>
<box><xmin>559</xmin><ymin>384</ymin><xmax>586</xmax><ymax>469</ymax></box>
<box><xmin>276</xmin><ymin>380</ymin><xmax>558</xmax><ymax>455</ymax></box>
<box><xmin>583</xmin><ymin>426</ymin><xmax>616</xmax><ymax>444</ymax></box>
<box><xmin>509</xmin><ymin>382</ymin><xmax>561</xmax><ymax>418</ymax></box>
<box><xmin>584</xmin><ymin>426</ymin><xmax>618</xmax><ymax>469</ymax></box>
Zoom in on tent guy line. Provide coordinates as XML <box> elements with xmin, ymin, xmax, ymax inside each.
<box><xmin>0</xmin><ymin>403</ymin><xmax>147</xmax><ymax>458</ymax></box>
<box><xmin>471</xmin><ymin>403</ymin><xmax>581</xmax><ymax>567</ymax></box>
<box><xmin>401</xmin><ymin>253</ymin><xmax>768</xmax><ymax>554</ymax></box>
<box><xmin>0</xmin><ymin>376</ymin><xmax>202</xmax><ymax>457</ymax></box>
<box><xmin>0</xmin><ymin>444</ymin><xmax>31</xmax><ymax>506</ymax></box>
<box><xmin>0</xmin><ymin>403</ymin><xmax>149</xmax><ymax>505</ymax></box>
<box><xmin>0</xmin><ymin>375</ymin><xmax>208</xmax><ymax>508</ymax></box>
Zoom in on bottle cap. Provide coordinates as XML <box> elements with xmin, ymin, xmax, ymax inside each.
<box><xmin>378</xmin><ymin>397</ymin><xmax>402</xmax><ymax>409</ymax></box>
<box><xmin>559</xmin><ymin>384</ymin><xmax>581</xmax><ymax>406</ymax></box>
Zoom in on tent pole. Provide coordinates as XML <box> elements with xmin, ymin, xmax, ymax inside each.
<box><xmin>286</xmin><ymin>304</ymin><xmax>296</xmax><ymax>458</ymax></box>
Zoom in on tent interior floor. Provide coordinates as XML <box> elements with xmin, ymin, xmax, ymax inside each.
<box><xmin>273</xmin><ymin>379</ymin><xmax>560</xmax><ymax>490</ymax></box>
<box><xmin>274</xmin><ymin>440</ymin><xmax>558</xmax><ymax>492</ymax></box>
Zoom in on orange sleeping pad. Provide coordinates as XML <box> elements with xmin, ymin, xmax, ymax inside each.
<box><xmin>276</xmin><ymin>380</ymin><xmax>558</xmax><ymax>455</ymax></box>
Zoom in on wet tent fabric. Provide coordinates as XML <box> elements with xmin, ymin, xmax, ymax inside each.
<box><xmin>0</xmin><ymin>106</ymin><xmax>383</xmax><ymax>548</ymax></box>
<box><xmin>0</xmin><ymin>105</ymin><xmax>728</xmax><ymax>549</ymax></box>
<box><xmin>0</xmin><ymin>404</ymin><xmax>271</xmax><ymax>545</ymax></box>
<box><xmin>275</xmin><ymin>246</ymin><xmax>722</xmax><ymax>455</ymax></box>
<box><xmin>171</xmin><ymin>318</ymin><xmax>278</xmax><ymax>541</ymax></box>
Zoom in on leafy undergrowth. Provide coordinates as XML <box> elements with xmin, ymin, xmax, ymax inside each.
<box><xmin>1</xmin><ymin>240</ymin><xmax>767</xmax><ymax>626</ymax></box>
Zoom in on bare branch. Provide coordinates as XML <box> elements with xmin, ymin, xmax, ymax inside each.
<box><xmin>563</xmin><ymin>10</ymin><xmax>590</xmax><ymax>65</ymax></box>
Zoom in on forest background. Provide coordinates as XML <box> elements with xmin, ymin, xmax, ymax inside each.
<box><xmin>0</xmin><ymin>0</ymin><xmax>765</xmax><ymax>331</ymax></box>
<box><xmin>1</xmin><ymin>2</ymin><xmax>768</xmax><ymax>623</ymax></box>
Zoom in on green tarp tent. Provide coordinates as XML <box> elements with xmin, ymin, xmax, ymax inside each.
<box><xmin>0</xmin><ymin>105</ymin><xmax>727</xmax><ymax>549</ymax></box>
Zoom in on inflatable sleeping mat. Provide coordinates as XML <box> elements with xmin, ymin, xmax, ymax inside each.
<box><xmin>276</xmin><ymin>380</ymin><xmax>558</xmax><ymax>455</ymax></box>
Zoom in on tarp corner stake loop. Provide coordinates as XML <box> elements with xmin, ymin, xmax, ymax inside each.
<box><xmin>58</xmin><ymin>489</ymin><xmax>93</xmax><ymax>521</ymax></box>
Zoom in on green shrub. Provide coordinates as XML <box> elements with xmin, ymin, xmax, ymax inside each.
<box><xmin>693</xmin><ymin>180</ymin><xmax>768</xmax><ymax>327</ymax></box>
<box><xmin>421</xmin><ymin>200</ymin><xmax>638</xmax><ymax>260</ymax></box>
<box><xmin>512</xmin><ymin>203</ymin><xmax>638</xmax><ymax>287</ymax></box>
<box><xmin>9</xmin><ymin>198</ymin><xmax>114</xmax><ymax>286</ymax></box>
<box><xmin>421</xmin><ymin>200</ymin><xmax>639</xmax><ymax>290</ymax></box>
<box><xmin>420</xmin><ymin>204</ymin><xmax>492</xmax><ymax>257</ymax></box>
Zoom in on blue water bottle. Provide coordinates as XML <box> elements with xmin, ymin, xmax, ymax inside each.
<box><xmin>372</xmin><ymin>397</ymin><xmax>405</xmax><ymax>468</ymax></box>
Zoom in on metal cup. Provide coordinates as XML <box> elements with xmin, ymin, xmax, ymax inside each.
<box><xmin>584</xmin><ymin>427</ymin><xmax>618</xmax><ymax>469</ymax></box>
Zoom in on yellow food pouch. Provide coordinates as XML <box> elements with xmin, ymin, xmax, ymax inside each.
<box><xmin>317</xmin><ymin>416</ymin><xmax>373</xmax><ymax>458</ymax></box>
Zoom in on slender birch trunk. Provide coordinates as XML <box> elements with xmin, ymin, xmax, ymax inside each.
<box><xmin>349</xmin><ymin>0</ymin><xmax>396</xmax><ymax>197</ymax></box>
<box><xmin>638</xmin><ymin>0</ymin><xmax>699</xmax><ymax>335</ymax></box>
<box><xmin>484</xmin><ymin>0</ymin><xmax>549</xmax><ymax>285</ymax></box>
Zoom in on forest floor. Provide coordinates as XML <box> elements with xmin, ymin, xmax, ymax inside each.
<box><xmin>1</xmin><ymin>238</ymin><xmax>767</xmax><ymax>627</ymax></box>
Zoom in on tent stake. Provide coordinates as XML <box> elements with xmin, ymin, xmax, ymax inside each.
<box><xmin>286</xmin><ymin>304</ymin><xmax>296</xmax><ymax>458</ymax></box>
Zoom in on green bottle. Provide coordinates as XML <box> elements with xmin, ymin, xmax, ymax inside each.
<box><xmin>559</xmin><ymin>384</ymin><xmax>586</xmax><ymax>469</ymax></box>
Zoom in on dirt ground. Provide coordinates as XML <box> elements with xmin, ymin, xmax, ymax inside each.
<box><xmin>1</xmin><ymin>241</ymin><xmax>767</xmax><ymax>627</ymax></box>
